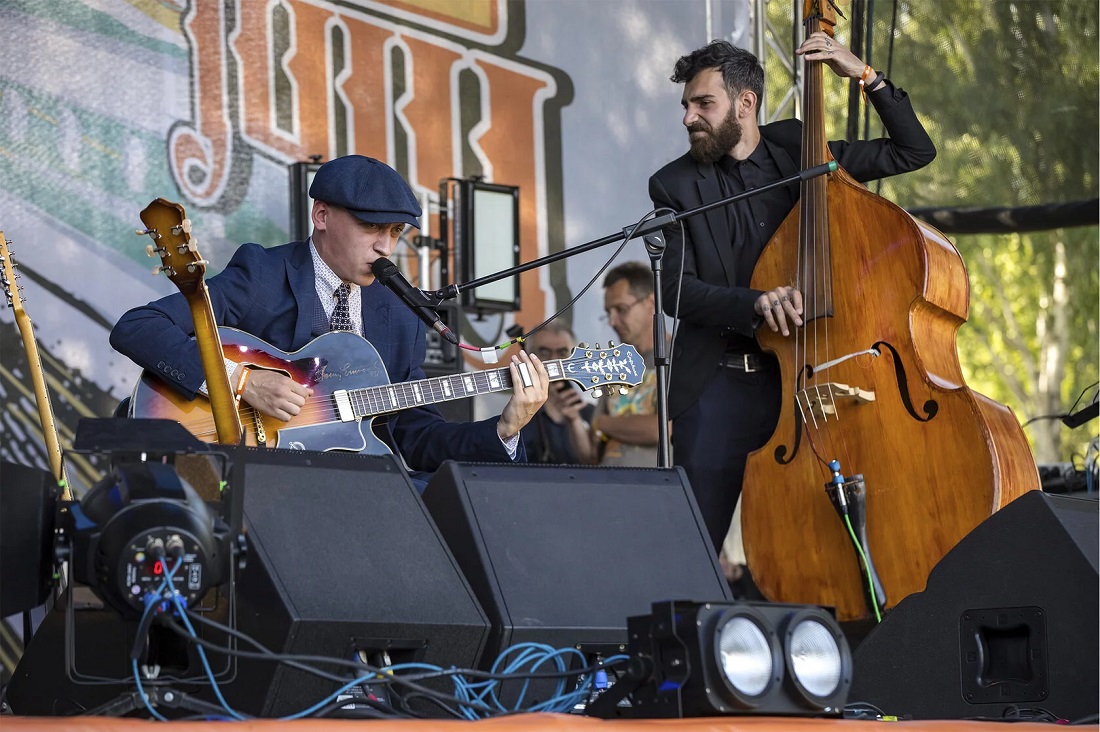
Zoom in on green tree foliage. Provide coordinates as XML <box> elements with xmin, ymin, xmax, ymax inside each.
<box><xmin>763</xmin><ymin>0</ymin><xmax>1098</xmax><ymax>464</ymax></box>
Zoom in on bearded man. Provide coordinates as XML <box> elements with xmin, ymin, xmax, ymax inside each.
<box><xmin>648</xmin><ymin>37</ymin><xmax>936</xmax><ymax>581</ymax></box>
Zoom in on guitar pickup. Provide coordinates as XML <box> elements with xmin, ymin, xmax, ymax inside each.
<box><xmin>333</xmin><ymin>390</ymin><xmax>355</xmax><ymax>422</ymax></box>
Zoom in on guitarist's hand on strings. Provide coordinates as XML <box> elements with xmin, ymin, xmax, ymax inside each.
<box><xmin>755</xmin><ymin>286</ymin><xmax>804</xmax><ymax>337</ymax></box>
<box><xmin>239</xmin><ymin>368</ymin><xmax>313</xmax><ymax>422</ymax></box>
<box><xmin>496</xmin><ymin>351</ymin><xmax>549</xmax><ymax>442</ymax></box>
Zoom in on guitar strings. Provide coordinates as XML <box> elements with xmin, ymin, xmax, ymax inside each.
<box><xmin>175</xmin><ymin>355</ymin><xmax>631</xmax><ymax>442</ymax></box>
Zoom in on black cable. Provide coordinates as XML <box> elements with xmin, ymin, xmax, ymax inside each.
<box><xmin>179</xmin><ymin>608</ymin><xmax>627</xmax><ymax>684</ymax></box>
<box><xmin>518</xmin><ymin>209</ymin><xmax>659</xmax><ymax>346</ymax></box>
<box><xmin>307</xmin><ymin>694</ymin><xmax>403</xmax><ymax>720</ymax></box>
<box><xmin>167</xmin><ymin>609</ymin><xmax>631</xmax><ymax>720</ymax></box>
<box><xmin>1023</xmin><ymin>412</ymin><xmax>1071</xmax><ymax>428</ymax></box>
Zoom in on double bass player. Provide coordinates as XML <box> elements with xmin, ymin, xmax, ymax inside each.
<box><xmin>649</xmin><ymin>34</ymin><xmax>936</xmax><ymax>576</ymax></box>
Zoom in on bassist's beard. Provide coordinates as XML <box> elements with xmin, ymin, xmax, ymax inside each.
<box><xmin>687</xmin><ymin>108</ymin><xmax>742</xmax><ymax>164</ymax></box>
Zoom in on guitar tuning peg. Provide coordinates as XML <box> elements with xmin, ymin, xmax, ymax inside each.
<box><xmin>183</xmin><ymin>238</ymin><xmax>198</xmax><ymax>252</ymax></box>
<box><xmin>180</xmin><ymin>218</ymin><xmax>193</xmax><ymax>234</ymax></box>
<box><xmin>618</xmin><ymin>387</ymin><xmax>629</xmax><ymax>396</ymax></box>
<box><xmin>152</xmin><ymin>264</ymin><xmax>163</xmax><ymax>276</ymax></box>
<box><xmin>136</xmin><ymin>228</ymin><xmax>161</xmax><ymax>240</ymax></box>
<box><xmin>145</xmin><ymin>243</ymin><xmax>158</xmax><ymax>257</ymax></box>
<box><xmin>578</xmin><ymin>342</ymin><xmax>589</xmax><ymax>349</ymax></box>
<box><xmin>593</xmin><ymin>342</ymin><xmax>602</xmax><ymax>350</ymax></box>
<box><xmin>607</xmin><ymin>339</ymin><xmax>616</xmax><ymax>347</ymax></box>
<box><xmin>592</xmin><ymin>388</ymin><xmax>604</xmax><ymax>399</ymax></box>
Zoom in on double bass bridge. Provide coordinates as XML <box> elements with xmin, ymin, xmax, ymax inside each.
<box><xmin>796</xmin><ymin>382</ymin><xmax>876</xmax><ymax>422</ymax></box>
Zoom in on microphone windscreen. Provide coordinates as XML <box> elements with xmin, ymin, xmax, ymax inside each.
<box><xmin>371</xmin><ymin>257</ymin><xmax>397</xmax><ymax>279</ymax></box>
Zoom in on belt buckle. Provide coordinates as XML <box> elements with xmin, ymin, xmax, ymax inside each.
<box><xmin>741</xmin><ymin>354</ymin><xmax>760</xmax><ymax>373</ymax></box>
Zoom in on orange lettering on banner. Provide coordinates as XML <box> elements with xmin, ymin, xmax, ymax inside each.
<box><xmin>168</xmin><ymin>2</ymin><xmax>234</xmax><ymax>205</ymax></box>
<box><xmin>341</xmin><ymin>16</ymin><xmax>399</xmax><ymax>160</ymax></box>
<box><xmin>397</xmin><ymin>36</ymin><xmax>463</xmax><ymax>193</ymax></box>
<box><xmin>234</xmin><ymin>0</ymin><xmax>334</xmax><ymax>159</ymax></box>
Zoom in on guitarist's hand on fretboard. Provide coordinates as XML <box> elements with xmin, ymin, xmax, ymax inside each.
<box><xmin>239</xmin><ymin>368</ymin><xmax>312</xmax><ymax>422</ymax></box>
<box><xmin>496</xmin><ymin>352</ymin><xmax>550</xmax><ymax>442</ymax></box>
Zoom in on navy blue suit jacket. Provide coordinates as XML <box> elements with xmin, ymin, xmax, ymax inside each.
<box><xmin>110</xmin><ymin>240</ymin><xmax>518</xmax><ymax>471</ymax></box>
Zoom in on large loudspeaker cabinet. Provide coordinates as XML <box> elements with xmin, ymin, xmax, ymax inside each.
<box><xmin>221</xmin><ymin>447</ymin><xmax>488</xmax><ymax>717</ymax></box>
<box><xmin>422</xmin><ymin>462</ymin><xmax>731</xmax><ymax>668</ymax></box>
<box><xmin>851</xmin><ymin>491</ymin><xmax>1098</xmax><ymax>722</ymax></box>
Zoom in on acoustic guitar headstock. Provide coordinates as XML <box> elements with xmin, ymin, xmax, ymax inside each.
<box><xmin>138</xmin><ymin>198</ymin><xmax>206</xmax><ymax>295</ymax></box>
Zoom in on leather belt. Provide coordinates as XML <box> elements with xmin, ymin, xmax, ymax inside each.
<box><xmin>720</xmin><ymin>352</ymin><xmax>770</xmax><ymax>372</ymax></box>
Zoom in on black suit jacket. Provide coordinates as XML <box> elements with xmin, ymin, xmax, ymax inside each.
<box><xmin>649</xmin><ymin>83</ymin><xmax>936</xmax><ymax>418</ymax></box>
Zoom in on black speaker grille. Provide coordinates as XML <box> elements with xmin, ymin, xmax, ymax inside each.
<box><xmin>423</xmin><ymin>462</ymin><xmax>731</xmax><ymax>667</ymax></box>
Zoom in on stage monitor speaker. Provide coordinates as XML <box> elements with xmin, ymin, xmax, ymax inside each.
<box><xmin>220</xmin><ymin>447</ymin><xmax>488</xmax><ymax>717</ymax></box>
<box><xmin>851</xmin><ymin>490</ymin><xmax>1098</xmax><ymax>723</ymax></box>
<box><xmin>1</xmin><ymin>460</ymin><xmax>57</xmax><ymax>617</ymax></box>
<box><xmin>422</xmin><ymin>462</ymin><xmax>731</xmax><ymax>669</ymax></box>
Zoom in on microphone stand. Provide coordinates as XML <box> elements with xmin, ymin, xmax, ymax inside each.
<box><xmin>425</xmin><ymin>161</ymin><xmax>838</xmax><ymax>468</ymax></box>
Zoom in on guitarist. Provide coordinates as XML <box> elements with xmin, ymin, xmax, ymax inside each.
<box><xmin>110</xmin><ymin>155</ymin><xmax>549</xmax><ymax>482</ymax></box>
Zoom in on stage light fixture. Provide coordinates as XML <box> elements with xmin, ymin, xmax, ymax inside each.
<box><xmin>590</xmin><ymin>600</ymin><xmax>851</xmax><ymax>718</ymax></box>
<box><xmin>57</xmin><ymin>459</ymin><xmax>235</xmax><ymax>619</ymax></box>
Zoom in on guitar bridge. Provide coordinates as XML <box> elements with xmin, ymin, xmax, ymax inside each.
<box><xmin>253</xmin><ymin>411</ymin><xmax>267</xmax><ymax>445</ymax></box>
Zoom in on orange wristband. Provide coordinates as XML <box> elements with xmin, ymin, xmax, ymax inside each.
<box><xmin>234</xmin><ymin>366</ymin><xmax>251</xmax><ymax>399</ymax></box>
<box><xmin>858</xmin><ymin>65</ymin><xmax>873</xmax><ymax>101</ymax></box>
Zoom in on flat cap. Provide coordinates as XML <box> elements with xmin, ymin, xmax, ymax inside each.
<box><xmin>309</xmin><ymin>155</ymin><xmax>422</xmax><ymax>228</ymax></box>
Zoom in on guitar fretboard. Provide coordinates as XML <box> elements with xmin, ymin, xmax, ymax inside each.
<box><xmin>337</xmin><ymin>360</ymin><xmax>567</xmax><ymax>418</ymax></box>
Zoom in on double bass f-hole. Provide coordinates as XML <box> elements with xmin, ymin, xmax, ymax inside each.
<box><xmin>872</xmin><ymin>341</ymin><xmax>939</xmax><ymax>422</ymax></box>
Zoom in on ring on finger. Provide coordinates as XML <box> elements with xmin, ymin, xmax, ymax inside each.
<box><xmin>518</xmin><ymin>361</ymin><xmax>534</xmax><ymax>388</ymax></box>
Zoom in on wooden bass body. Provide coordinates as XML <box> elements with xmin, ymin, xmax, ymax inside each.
<box><xmin>743</xmin><ymin>164</ymin><xmax>1039</xmax><ymax>622</ymax></box>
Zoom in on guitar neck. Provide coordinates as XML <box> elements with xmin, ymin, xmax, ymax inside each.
<box><xmin>339</xmin><ymin>362</ymin><xmax>566</xmax><ymax>418</ymax></box>
<box><xmin>186</xmin><ymin>287</ymin><xmax>243</xmax><ymax>444</ymax></box>
<box><xmin>1</xmin><ymin>233</ymin><xmax>70</xmax><ymax>494</ymax></box>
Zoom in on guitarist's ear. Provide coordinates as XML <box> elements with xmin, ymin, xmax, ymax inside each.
<box><xmin>311</xmin><ymin>200</ymin><xmax>329</xmax><ymax>234</ymax></box>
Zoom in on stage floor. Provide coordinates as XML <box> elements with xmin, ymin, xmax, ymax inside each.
<box><xmin>0</xmin><ymin>714</ymin><xmax>1082</xmax><ymax>731</ymax></box>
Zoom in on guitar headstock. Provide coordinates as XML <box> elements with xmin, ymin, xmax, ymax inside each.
<box><xmin>138</xmin><ymin>198</ymin><xmax>206</xmax><ymax>294</ymax></box>
<box><xmin>0</xmin><ymin>232</ymin><xmax>25</xmax><ymax>316</ymax></box>
<box><xmin>558</xmin><ymin>342</ymin><xmax>646</xmax><ymax>396</ymax></box>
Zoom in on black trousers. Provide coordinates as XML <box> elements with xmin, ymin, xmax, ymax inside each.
<box><xmin>672</xmin><ymin>365</ymin><xmax>782</xmax><ymax>553</ymax></box>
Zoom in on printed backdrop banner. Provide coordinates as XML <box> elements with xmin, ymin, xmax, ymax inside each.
<box><xmin>0</xmin><ymin>0</ymin><xmax>746</xmax><ymax>490</ymax></box>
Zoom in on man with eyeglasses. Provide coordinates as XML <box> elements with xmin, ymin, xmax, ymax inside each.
<box><xmin>519</xmin><ymin>319</ymin><xmax>596</xmax><ymax>464</ymax></box>
<box><xmin>587</xmin><ymin>261</ymin><xmax>661</xmax><ymax>467</ymax></box>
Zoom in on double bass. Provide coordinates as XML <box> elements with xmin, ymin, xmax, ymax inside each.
<box><xmin>741</xmin><ymin>1</ymin><xmax>1039</xmax><ymax>621</ymax></box>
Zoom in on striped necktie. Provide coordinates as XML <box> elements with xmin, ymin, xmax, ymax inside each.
<box><xmin>330</xmin><ymin>283</ymin><xmax>354</xmax><ymax>332</ymax></box>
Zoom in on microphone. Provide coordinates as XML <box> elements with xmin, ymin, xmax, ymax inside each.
<box><xmin>371</xmin><ymin>257</ymin><xmax>458</xmax><ymax>345</ymax></box>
